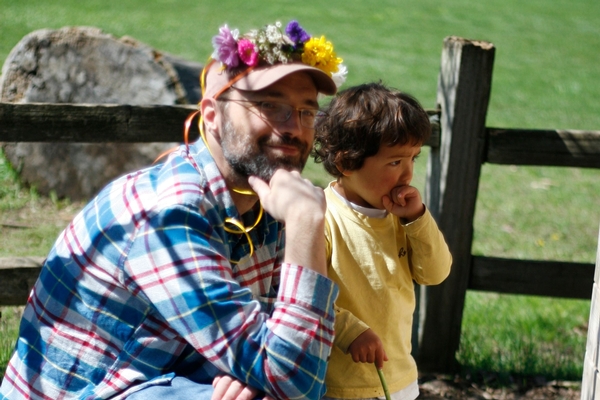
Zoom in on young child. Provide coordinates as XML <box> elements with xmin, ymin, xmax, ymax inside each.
<box><xmin>313</xmin><ymin>82</ymin><xmax>452</xmax><ymax>400</ymax></box>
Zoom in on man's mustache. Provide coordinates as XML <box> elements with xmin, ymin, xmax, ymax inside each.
<box><xmin>261</xmin><ymin>135</ymin><xmax>308</xmax><ymax>154</ymax></box>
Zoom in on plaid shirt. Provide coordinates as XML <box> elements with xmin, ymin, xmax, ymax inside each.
<box><xmin>1</xmin><ymin>140</ymin><xmax>338</xmax><ymax>400</ymax></box>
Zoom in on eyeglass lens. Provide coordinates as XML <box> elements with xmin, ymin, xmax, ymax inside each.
<box><xmin>259</xmin><ymin>102</ymin><xmax>317</xmax><ymax>128</ymax></box>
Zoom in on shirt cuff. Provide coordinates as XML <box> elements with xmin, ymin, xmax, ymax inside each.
<box><xmin>277</xmin><ymin>263</ymin><xmax>339</xmax><ymax>321</ymax></box>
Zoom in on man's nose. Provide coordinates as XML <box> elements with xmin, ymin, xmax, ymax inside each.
<box><xmin>278</xmin><ymin>110</ymin><xmax>304</xmax><ymax>136</ymax></box>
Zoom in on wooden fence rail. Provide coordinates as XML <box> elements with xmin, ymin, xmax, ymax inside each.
<box><xmin>0</xmin><ymin>257</ymin><xmax>44</xmax><ymax>306</ymax></box>
<box><xmin>0</xmin><ymin>103</ymin><xmax>199</xmax><ymax>143</ymax></box>
<box><xmin>1</xmin><ymin>36</ymin><xmax>599</xmax><ymax>377</ymax></box>
<box><xmin>487</xmin><ymin>127</ymin><xmax>600</xmax><ymax>168</ymax></box>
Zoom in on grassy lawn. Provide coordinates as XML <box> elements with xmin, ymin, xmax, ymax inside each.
<box><xmin>458</xmin><ymin>292</ymin><xmax>590</xmax><ymax>383</ymax></box>
<box><xmin>1</xmin><ymin>0</ymin><xmax>599</xmax><ymax>385</ymax></box>
<box><xmin>0</xmin><ymin>308</ymin><xmax>23</xmax><ymax>382</ymax></box>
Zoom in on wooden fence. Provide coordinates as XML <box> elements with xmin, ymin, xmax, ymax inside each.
<box><xmin>1</xmin><ymin>36</ymin><xmax>600</xmax><ymax>380</ymax></box>
<box><xmin>414</xmin><ymin>37</ymin><xmax>600</xmax><ymax>374</ymax></box>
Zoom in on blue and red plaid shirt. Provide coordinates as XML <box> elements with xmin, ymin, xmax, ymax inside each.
<box><xmin>1</xmin><ymin>140</ymin><xmax>338</xmax><ymax>400</ymax></box>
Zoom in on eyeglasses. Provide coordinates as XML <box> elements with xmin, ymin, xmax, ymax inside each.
<box><xmin>219</xmin><ymin>99</ymin><xmax>321</xmax><ymax>129</ymax></box>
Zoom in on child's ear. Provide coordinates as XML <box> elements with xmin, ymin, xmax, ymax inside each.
<box><xmin>337</xmin><ymin>166</ymin><xmax>353</xmax><ymax>177</ymax></box>
<box><xmin>334</xmin><ymin>152</ymin><xmax>353</xmax><ymax>176</ymax></box>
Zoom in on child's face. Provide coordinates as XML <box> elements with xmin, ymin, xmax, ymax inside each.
<box><xmin>338</xmin><ymin>143</ymin><xmax>421</xmax><ymax>209</ymax></box>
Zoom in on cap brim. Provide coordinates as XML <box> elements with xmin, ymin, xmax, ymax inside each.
<box><xmin>231</xmin><ymin>62</ymin><xmax>337</xmax><ymax>96</ymax></box>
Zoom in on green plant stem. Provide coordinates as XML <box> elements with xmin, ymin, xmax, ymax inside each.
<box><xmin>376</xmin><ymin>366</ymin><xmax>391</xmax><ymax>400</ymax></box>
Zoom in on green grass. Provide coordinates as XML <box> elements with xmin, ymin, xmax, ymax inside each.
<box><xmin>474</xmin><ymin>164</ymin><xmax>600</xmax><ymax>262</ymax></box>
<box><xmin>1</xmin><ymin>0</ymin><xmax>599</xmax><ymax>386</ymax></box>
<box><xmin>458</xmin><ymin>292</ymin><xmax>590</xmax><ymax>383</ymax></box>
<box><xmin>0</xmin><ymin>149</ymin><xmax>77</xmax><ymax>258</ymax></box>
<box><xmin>0</xmin><ymin>308</ymin><xmax>23</xmax><ymax>383</ymax></box>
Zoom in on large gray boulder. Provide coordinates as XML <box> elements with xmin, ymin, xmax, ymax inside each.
<box><xmin>0</xmin><ymin>26</ymin><xmax>202</xmax><ymax>200</ymax></box>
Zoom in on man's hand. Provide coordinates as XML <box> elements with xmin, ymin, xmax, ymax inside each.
<box><xmin>382</xmin><ymin>185</ymin><xmax>425</xmax><ymax>223</ymax></box>
<box><xmin>249</xmin><ymin>170</ymin><xmax>327</xmax><ymax>275</ymax></box>
<box><xmin>347</xmin><ymin>328</ymin><xmax>388</xmax><ymax>370</ymax></box>
<box><xmin>211</xmin><ymin>375</ymin><xmax>274</xmax><ymax>400</ymax></box>
<box><xmin>248</xmin><ymin>170</ymin><xmax>325</xmax><ymax>223</ymax></box>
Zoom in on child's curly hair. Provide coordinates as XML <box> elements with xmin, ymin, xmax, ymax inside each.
<box><xmin>312</xmin><ymin>82</ymin><xmax>431</xmax><ymax>177</ymax></box>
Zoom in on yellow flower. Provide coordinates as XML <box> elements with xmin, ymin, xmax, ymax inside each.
<box><xmin>301</xmin><ymin>36</ymin><xmax>342</xmax><ymax>76</ymax></box>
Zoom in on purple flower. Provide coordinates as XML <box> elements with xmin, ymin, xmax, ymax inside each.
<box><xmin>238</xmin><ymin>39</ymin><xmax>258</xmax><ymax>67</ymax></box>
<box><xmin>211</xmin><ymin>24</ymin><xmax>240</xmax><ymax>68</ymax></box>
<box><xmin>285</xmin><ymin>20</ymin><xmax>310</xmax><ymax>47</ymax></box>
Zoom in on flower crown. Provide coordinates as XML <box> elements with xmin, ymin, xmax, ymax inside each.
<box><xmin>211</xmin><ymin>20</ymin><xmax>347</xmax><ymax>88</ymax></box>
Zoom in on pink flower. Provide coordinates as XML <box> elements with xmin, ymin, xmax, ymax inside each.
<box><xmin>238</xmin><ymin>39</ymin><xmax>258</xmax><ymax>67</ymax></box>
<box><xmin>211</xmin><ymin>24</ymin><xmax>240</xmax><ymax>68</ymax></box>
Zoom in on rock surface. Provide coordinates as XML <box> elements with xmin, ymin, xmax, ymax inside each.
<box><xmin>0</xmin><ymin>26</ymin><xmax>202</xmax><ymax>200</ymax></box>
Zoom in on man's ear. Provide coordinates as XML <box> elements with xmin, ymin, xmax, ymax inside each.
<box><xmin>200</xmin><ymin>97</ymin><xmax>220</xmax><ymax>137</ymax></box>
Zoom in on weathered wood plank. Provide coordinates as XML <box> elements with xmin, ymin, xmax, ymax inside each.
<box><xmin>0</xmin><ymin>102</ymin><xmax>441</xmax><ymax>146</ymax></box>
<box><xmin>0</xmin><ymin>257</ymin><xmax>44</xmax><ymax>306</ymax></box>
<box><xmin>469</xmin><ymin>256</ymin><xmax>594</xmax><ymax>299</ymax></box>
<box><xmin>0</xmin><ymin>102</ymin><xmax>199</xmax><ymax>142</ymax></box>
<box><xmin>425</xmin><ymin>110</ymin><xmax>441</xmax><ymax>148</ymax></box>
<box><xmin>487</xmin><ymin>128</ymin><xmax>600</xmax><ymax>168</ymax></box>
<box><xmin>0</xmin><ymin>256</ymin><xmax>45</xmax><ymax>269</ymax></box>
<box><xmin>419</xmin><ymin>36</ymin><xmax>496</xmax><ymax>373</ymax></box>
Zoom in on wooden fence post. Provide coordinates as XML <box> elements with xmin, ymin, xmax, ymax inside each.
<box><xmin>582</xmin><ymin>223</ymin><xmax>600</xmax><ymax>399</ymax></box>
<box><xmin>418</xmin><ymin>36</ymin><xmax>495</xmax><ymax>372</ymax></box>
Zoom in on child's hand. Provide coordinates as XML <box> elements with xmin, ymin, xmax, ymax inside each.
<box><xmin>382</xmin><ymin>185</ymin><xmax>425</xmax><ymax>222</ymax></box>
<box><xmin>347</xmin><ymin>328</ymin><xmax>388</xmax><ymax>369</ymax></box>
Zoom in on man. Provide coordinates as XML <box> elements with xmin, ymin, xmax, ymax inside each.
<box><xmin>1</xmin><ymin>20</ymin><xmax>346</xmax><ymax>400</ymax></box>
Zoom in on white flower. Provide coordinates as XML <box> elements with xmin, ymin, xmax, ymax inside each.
<box><xmin>331</xmin><ymin>63</ymin><xmax>348</xmax><ymax>88</ymax></box>
<box><xmin>265</xmin><ymin>24</ymin><xmax>283</xmax><ymax>43</ymax></box>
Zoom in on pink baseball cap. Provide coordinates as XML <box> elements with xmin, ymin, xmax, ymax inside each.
<box><xmin>202</xmin><ymin>20</ymin><xmax>346</xmax><ymax>100</ymax></box>
<box><xmin>203</xmin><ymin>59</ymin><xmax>338</xmax><ymax>99</ymax></box>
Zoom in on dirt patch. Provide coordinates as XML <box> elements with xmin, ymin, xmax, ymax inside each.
<box><xmin>0</xmin><ymin>198</ymin><xmax>84</xmax><ymax>228</ymax></box>
<box><xmin>418</xmin><ymin>374</ymin><xmax>581</xmax><ymax>399</ymax></box>
<box><xmin>0</xmin><ymin>196</ymin><xmax>86</xmax><ymax>257</ymax></box>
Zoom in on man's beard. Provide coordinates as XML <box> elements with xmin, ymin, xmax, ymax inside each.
<box><xmin>220</xmin><ymin>119</ymin><xmax>309</xmax><ymax>182</ymax></box>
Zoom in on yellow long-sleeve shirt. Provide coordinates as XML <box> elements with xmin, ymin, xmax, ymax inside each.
<box><xmin>323</xmin><ymin>184</ymin><xmax>452</xmax><ymax>399</ymax></box>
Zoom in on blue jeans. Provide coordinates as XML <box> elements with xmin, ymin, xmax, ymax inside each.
<box><xmin>126</xmin><ymin>377</ymin><xmax>214</xmax><ymax>399</ymax></box>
